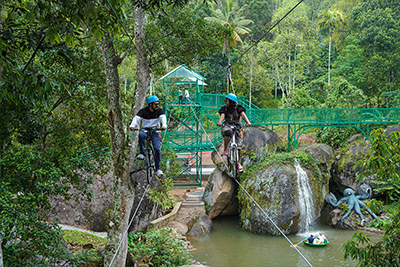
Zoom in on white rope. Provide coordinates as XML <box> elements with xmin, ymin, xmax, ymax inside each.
<box><xmin>191</xmin><ymin>111</ymin><xmax>313</xmax><ymax>267</ymax></box>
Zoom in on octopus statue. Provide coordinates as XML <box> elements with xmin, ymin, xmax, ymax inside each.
<box><xmin>325</xmin><ymin>183</ymin><xmax>378</xmax><ymax>229</ymax></box>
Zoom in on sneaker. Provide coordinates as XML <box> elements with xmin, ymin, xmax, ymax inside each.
<box><xmin>238</xmin><ymin>163</ymin><xmax>243</xmax><ymax>172</ymax></box>
<box><xmin>137</xmin><ymin>154</ymin><xmax>145</xmax><ymax>160</ymax></box>
<box><xmin>221</xmin><ymin>151</ymin><xmax>227</xmax><ymax>156</ymax></box>
<box><xmin>156</xmin><ymin>170</ymin><xmax>163</xmax><ymax>177</ymax></box>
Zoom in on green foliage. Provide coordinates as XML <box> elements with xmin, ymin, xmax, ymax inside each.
<box><xmin>325</xmin><ymin>79</ymin><xmax>367</xmax><ymax>108</ymax></box>
<box><xmin>62</xmin><ymin>230</ymin><xmax>107</xmax><ymax>249</ymax></box>
<box><xmin>351</xmin><ymin>0</ymin><xmax>400</xmax><ymax>101</ymax></box>
<box><xmin>145</xmin><ymin>5</ymin><xmax>231</xmax><ymax>71</ymax></box>
<box><xmin>356</xmin><ymin>129</ymin><xmax>400</xmax><ymax>200</ymax></box>
<box><xmin>344</xmin><ymin>129</ymin><xmax>400</xmax><ymax>265</ymax></box>
<box><xmin>315</xmin><ymin>127</ymin><xmax>357</xmax><ymax>150</ymax></box>
<box><xmin>148</xmin><ymin>177</ymin><xmax>177</xmax><ymax>209</ymax></box>
<box><xmin>342</xmin><ymin>204</ymin><xmax>400</xmax><ymax>267</ymax></box>
<box><xmin>128</xmin><ymin>228</ymin><xmax>192</xmax><ymax>267</ymax></box>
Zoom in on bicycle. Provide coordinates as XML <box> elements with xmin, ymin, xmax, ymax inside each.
<box><xmin>221</xmin><ymin>122</ymin><xmax>243</xmax><ymax>178</ymax></box>
<box><xmin>135</xmin><ymin>127</ymin><xmax>162</xmax><ymax>184</ymax></box>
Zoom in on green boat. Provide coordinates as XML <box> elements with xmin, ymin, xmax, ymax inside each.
<box><xmin>303</xmin><ymin>239</ymin><xmax>329</xmax><ymax>247</ymax></box>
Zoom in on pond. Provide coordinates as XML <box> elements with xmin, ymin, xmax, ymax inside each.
<box><xmin>188</xmin><ymin>214</ymin><xmax>382</xmax><ymax>267</ymax></box>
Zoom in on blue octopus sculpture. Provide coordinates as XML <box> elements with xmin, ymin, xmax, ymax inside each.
<box><xmin>325</xmin><ymin>183</ymin><xmax>378</xmax><ymax>229</ymax></box>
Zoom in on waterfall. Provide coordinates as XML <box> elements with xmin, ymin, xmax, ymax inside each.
<box><xmin>294</xmin><ymin>159</ymin><xmax>316</xmax><ymax>232</ymax></box>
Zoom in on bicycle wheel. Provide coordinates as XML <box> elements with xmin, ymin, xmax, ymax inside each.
<box><xmin>231</xmin><ymin>147</ymin><xmax>238</xmax><ymax>178</ymax></box>
<box><xmin>148</xmin><ymin>147</ymin><xmax>157</xmax><ymax>182</ymax></box>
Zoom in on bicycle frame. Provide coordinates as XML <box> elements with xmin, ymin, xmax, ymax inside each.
<box><xmin>224</xmin><ymin>123</ymin><xmax>241</xmax><ymax>178</ymax></box>
<box><xmin>140</xmin><ymin>127</ymin><xmax>161</xmax><ymax>183</ymax></box>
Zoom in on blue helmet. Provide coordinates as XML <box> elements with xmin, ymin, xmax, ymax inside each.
<box><xmin>147</xmin><ymin>95</ymin><xmax>159</xmax><ymax>104</ymax></box>
<box><xmin>225</xmin><ymin>93</ymin><xmax>237</xmax><ymax>103</ymax></box>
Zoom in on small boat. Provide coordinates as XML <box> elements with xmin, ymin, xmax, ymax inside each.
<box><xmin>303</xmin><ymin>239</ymin><xmax>329</xmax><ymax>247</ymax></box>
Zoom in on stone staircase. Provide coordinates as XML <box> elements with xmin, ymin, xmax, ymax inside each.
<box><xmin>181</xmin><ymin>190</ymin><xmax>205</xmax><ymax>208</ymax></box>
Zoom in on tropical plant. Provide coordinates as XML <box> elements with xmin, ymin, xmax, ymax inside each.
<box><xmin>356</xmin><ymin>129</ymin><xmax>400</xmax><ymax>200</ymax></box>
<box><xmin>128</xmin><ymin>228</ymin><xmax>192</xmax><ymax>266</ymax></box>
<box><xmin>318</xmin><ymin>9</ymin><xmax>345</xmax><ymax>86</ymax></box>
<box><xmin>204</xmin><ymin>0</ymin><xmax>253</xmax><ymax>65</ymax></box>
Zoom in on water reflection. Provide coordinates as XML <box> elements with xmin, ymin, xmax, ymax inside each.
<box><xmin>188</xmin><ymin>215</ymin><xmax>382</xmax><ymax>267</ymax></box>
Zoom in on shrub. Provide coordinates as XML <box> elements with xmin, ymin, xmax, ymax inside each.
<box><xmin>128</xmin><ymin>228</ymin><xmax>192</xmax><ymax>267</ymax></box>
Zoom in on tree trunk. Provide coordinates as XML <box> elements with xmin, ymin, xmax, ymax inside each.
<box><xmin>249</xmin><ymin>49</ymin><xmax>253</xmax><ymax>109</ymax></box>
<box><xmin>328</xmin><ymin>33</ymin><xmax>331</xmax><ymax>86</ymax></box>
<box><xmin>101</xmin><ymin>6</ymin><xmax>150</xmax><ymax>267</ymax></box>
<box><xmin>0</xmin><ymin>237</ymin><xmax>3</xmax><ymax>267</ymax></box>
<box><xmin>0</xmin><ymin>0</ymin><xmax>3</xmax><ymax>85</ymax></box>
<box><xmin>100</xmin><ymin>35</ymin><xmax>135</xmax><ymax>267</ymax></box>
<box><xmin>133</xmin><ymin>6</ymin><xmax>150</xmax><ymax>118</ymax></box>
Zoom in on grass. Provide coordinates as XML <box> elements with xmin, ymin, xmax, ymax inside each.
<box><xmin>62</xmin><ymin>229</ymin><xmax>107</xmax><ymax>249</ymax></box>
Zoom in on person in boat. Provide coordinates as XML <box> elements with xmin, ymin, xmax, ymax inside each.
<box><xmin>316</xmin><ymin>232</ymin><xmax>329</xmax><ymax>244</ymax></box>
<box><xmin>307</xmin><ymin>234</ymin><xmax>315</xmax><ymax>244</ymax></box>
<box><xmin>217</xmin><ymin>93</ymin><xmax>251</xmax><ymax>172</ymax></box>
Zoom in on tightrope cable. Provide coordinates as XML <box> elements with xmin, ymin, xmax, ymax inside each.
<box><xmin>207</xmin><ymin>0</ymin><xmax>304</xmax><ymax>83</ymax></box>
<box><xmin>191</xmin><ymin>111</ymin><xmax>313</xmax><ymax>267</ymax></box>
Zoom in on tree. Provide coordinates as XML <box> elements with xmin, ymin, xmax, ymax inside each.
<box><xmin>204</xmin><ymin>0</ymin><xmax>253</xmax><ymax>67</ymax></box>
<box><xmin>350</xmin><ymin>0</ymin><xmax>400</xmax><ymax>106</ymax></box>
<box><xmin>318</xmin><ymin>9</ymin><xmax>344</xmax><ymax>86</ymax></box>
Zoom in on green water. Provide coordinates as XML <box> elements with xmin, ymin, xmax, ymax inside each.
<box><xmin>188</xmin><ymin>215</ymin><xmax>382</xmax><ymax>267</ymax></box>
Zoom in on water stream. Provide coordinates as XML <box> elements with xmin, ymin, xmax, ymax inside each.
<box><xmin>295</xmin><ymin>159</ymin><xmax>316</xmax><ymax>233</ymax></box>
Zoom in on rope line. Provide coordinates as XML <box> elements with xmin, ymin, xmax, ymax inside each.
<box><xmin>191</xmin><ymin>111</ymin><xmax>313</xmax><ymax>267</ymax></box>
<box><xmin>207</xmin><ymin>0</ymin><xmax>304</xmax><ymax>82</ymax></box>
<box><xmin>109</xmin><ymin>182</ymin><xmax>152</xmax><ymax>267</ymax></box>
<box><xmin>233</xmin><ymin>0</ymin><xmax>304</xmax><ymax>65</ymax></box>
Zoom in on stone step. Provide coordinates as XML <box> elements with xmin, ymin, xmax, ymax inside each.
<box><xmin>181</xmin><ymin>201</ymin><xmax>205</xmax><ymax>208</ymax></box>
<box><xmin>185</xmin><ymin>195</ymin><xmax>202</xmax><ymax>202</ymax></box>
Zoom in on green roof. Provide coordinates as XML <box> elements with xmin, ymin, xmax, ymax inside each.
<box><xmin>159</xmin><ymin>64</ymin><xmax>205</xmax><ymax>81</ymax></box>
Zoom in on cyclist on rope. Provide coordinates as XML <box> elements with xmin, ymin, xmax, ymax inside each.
<box><xmin>217</xmin><ymin>93</ymin><xmax>251</xmax><ymax>172</ymax></box>
<box><xmin>129</xmin><ymin>95</ymin><xmax>167</xmax><ymax>177</ymax></box>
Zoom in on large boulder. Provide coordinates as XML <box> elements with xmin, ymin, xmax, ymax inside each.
<box><xmin>50</xmin><ymin>159</ymin><xmax>162</xmax><ymax>232</ymax></box>
<box><xmin>239</xmin><ymin>146</ymin><xmax>333</xmax><ymax>235</ymax></box>
<box><xmin>49</xmin><ymin>171</ymin><xmax>113</xmax><ymax>232</ymax></box>
<box><xmin>187</xmin><ymin>214</ymin><xmax>213</xmax><ymax>237</ymax></box>
<box><xmin>205</xmin><ymin>127</ymin><xmax>281</xmax><ymax>220</ymax></box>
<box><xmin>331</xmin><ymin>138</ymin><xmax>372</xmax><ymax>194</ymax></box>
<box><xmin>128</xmin><ymin>161</ymin><xmax>163</xmax><ymax>233</ymax></box>
<box><xmin>203</xmin><ymin>168</ymin><xmax>238</xmax><ymax>219</ymax></box>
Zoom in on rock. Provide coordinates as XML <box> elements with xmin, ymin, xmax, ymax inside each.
<box><xmin>241</xmin><ymin>127</ymin><xmax>281</xmax><ymax>167</ymax></box>
<box><xmin>331</xmin><ymin>138</ymin><xmax>374</xmax><ymax>194</ymax></box>
<box><xmin>205</xmin><ymin>127</ymin><xmax>281</xmax><ymax>220</ymax></box>
<box><xmin>128</xmin><ymin>170</ymin><xmax>163</xmax><ymax>233</ymax></box>
<box><xmin>167</xmin><ymin>221</ymin><xmax>189</xmax><ymax>236</ymax></box>
<box><xmin>240</xmin><ymin>163</ymin><xmax>301</xmax><ymax>235</ymax></box>
<box><xmin>347</xmin><ymin>133</ymin><xmax>364</xmax><ymax>144</ymax></box>
<box><xmin>327</xmin><ymin>208</ymin><xmax>376</xmax><ymax>230</ymax></box>
<box><xmin>203</xmin><ymin>168</ymin><xmax>238</xmax><ymax>219</ymax></box>
<box><xmin>187</xmin><ymin>214</ymin><xmax>213</xmax><ymax>237</ymax></box>
<box><xmin>50</xmin><ymin>158</ymin><xmax>163</xmax><ymax>233</ymax></box>
<box><xmin>49</xmin><ymin>171</ymin><xmax>113</xmax><ymax>232</ymax></box>
<box><xmin>384</xmin><ymin>124</ymin><xmax>400</xmax><ymax>137</ymax></box>
<box><xmin>240</xmin><ymin>150</ymin><xmax>331</xmax><ymax>235</ymax></box>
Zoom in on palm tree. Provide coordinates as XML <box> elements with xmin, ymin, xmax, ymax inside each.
<box><xmin>205</xmin><ymin>0</ymin><xmax>253</xmax><ymax>66</ymax></box>
<box><xmin>318</xmin><ymin>9</ymin><xmax>345</xmax><ymax>86</ymax></box>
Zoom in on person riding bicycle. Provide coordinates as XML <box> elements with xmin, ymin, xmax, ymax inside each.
<box><xmin>129</xmin><ymin>95</ymin><xmax>167</xmax><ymax>178</ymax></box>
<box><xmin>217</xmin><ymin>93</ymin><xmax>251</xmax><ymax>172</ymax></box>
